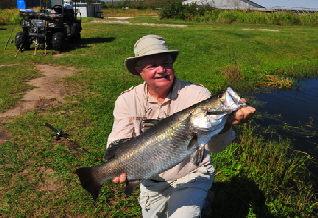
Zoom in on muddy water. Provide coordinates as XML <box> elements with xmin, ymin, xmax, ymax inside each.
<box><xmin>249</xmin><ymin>77</ymin><xmax>318</xmax><ymax>159</ymax></box>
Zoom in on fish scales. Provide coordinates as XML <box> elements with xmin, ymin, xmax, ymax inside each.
<box><xmin>76</xmin><ymin>87</ymin><xmax>246</xmax><ymax>200</ymax></box>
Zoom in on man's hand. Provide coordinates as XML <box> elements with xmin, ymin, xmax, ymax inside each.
<box><xmin>112</xmin><ymin>173</ymin><xmax>127</xmax><ymax>183</ymax></box>
<box><xmin>228</xmin><ymin>98</ymin><xmax>256</xmax><ymax>125</ymax></box>
<box><xmin>219</xmin><ymin>99</ymin><xmax>256</xmax><ymax>134</ymax></box>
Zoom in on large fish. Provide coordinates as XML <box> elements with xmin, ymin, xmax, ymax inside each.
<box><xmin>76</xmin><ymin>87</ymin><xmax>246</xmax><ymax>200</ymax></box>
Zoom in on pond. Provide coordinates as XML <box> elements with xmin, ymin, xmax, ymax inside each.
<box><xmin>247</xmin><ymin>77</ymin><xmax>318</xmax><ymax>160</ymax></box>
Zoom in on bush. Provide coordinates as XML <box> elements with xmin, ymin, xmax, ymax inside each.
<box><xmin>0</xmin><ymin>9</ymin><xmax>20</xmax><ymax>25</ymax></box>
<box><xmin>160</xmin><ymin>4</ymin><xmax>318</xmax><ymax>27</ymax></box>
<box><xmin>160</xmin><ymin>1</ymin><xmax>215</xmax><ymax>21</ymax></box>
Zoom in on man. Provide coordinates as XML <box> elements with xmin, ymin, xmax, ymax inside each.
<box><xmin>106</xmin><ymin>34</ymin><xmax>256</xmax><ymax>217</ymax></box>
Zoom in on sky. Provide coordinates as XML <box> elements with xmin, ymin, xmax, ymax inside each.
<box><xmin>242</xmin><ymin>0</ymin><xmax>318</xmax><ymax>9</ymax></box>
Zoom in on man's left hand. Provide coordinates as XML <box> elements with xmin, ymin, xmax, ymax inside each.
<box><xmin>228</xmin><ymin>98</ymin><xmax>256</xmax><ymax>125</ymax></box>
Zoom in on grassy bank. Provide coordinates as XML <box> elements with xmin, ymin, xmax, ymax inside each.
<box><xmin>0</xmin><ymin>15</ymin><xmax>317</xmax><ymax>217</ymax></box>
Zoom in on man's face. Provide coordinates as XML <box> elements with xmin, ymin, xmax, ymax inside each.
<box><xmin>135</xmin><ymin>53</ymin><xmax>175</xmax><ymax>89</ymax></box>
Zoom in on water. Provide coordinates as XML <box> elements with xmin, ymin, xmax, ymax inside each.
<box><xmin>249</xmin><ymin>77</ymin><xmax>318</xmax><ymax>159</ymax></box>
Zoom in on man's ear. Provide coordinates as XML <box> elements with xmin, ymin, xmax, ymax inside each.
<box><xmin>135</xmin><ymin>66</ymin><xmax>141</xmax><ymax>74</ymax></box>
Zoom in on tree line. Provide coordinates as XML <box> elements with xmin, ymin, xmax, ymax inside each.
<box><xmin>0</xmin><ymin>0</ymin><xmax>181</xmax><ymax>10</ymax></box>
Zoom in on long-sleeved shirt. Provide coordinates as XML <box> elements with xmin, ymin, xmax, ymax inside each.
<box><xmin>106</xmin><ymin>77</ymin><xmax>235</xmax><ymax>181</ymax></box>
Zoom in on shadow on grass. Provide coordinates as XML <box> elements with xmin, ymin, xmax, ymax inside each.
<box><xmin>65</xmin><ymin>37</ymin><xmax>116</xmax><ymax>52</ymax></box>
<box><xmin>211</xmin><ymin>176</ymin><xmax>280</xmax><ymax>218</ymax></box>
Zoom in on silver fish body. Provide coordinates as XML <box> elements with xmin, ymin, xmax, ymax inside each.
<box><xmin>76</xmin><ymin>87</ymin><xmax>246</xmax><ymax>200</ymax></box>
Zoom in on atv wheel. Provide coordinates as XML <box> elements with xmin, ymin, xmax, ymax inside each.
<box><xmin>52</xmin><ymin>32</ymin><xmax>65</xmax><ymax>51</ymax></box>
<box><xmin>71</xmin><ymin>23</ymin><xmax>81</xmax><ymax>43</ymax></box>
<box><xmin>15</xmin><ymin>31</ymin><xmax>30</xmax><ymax>50</ymax></box>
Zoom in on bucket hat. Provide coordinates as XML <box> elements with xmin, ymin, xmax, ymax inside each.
<box><xmin>124</xmin><ymin>34</ymin><xmax>181</xmax><ymax>76</ymax></box>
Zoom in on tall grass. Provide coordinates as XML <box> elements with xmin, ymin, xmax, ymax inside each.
<box><xmin>213</xmin><ymin>123</ymin><xmax>317</xmax><ymax>216</ymax></box>
<box><xmin>160</xmin><ymin>3</ymin><xmax>318</xmax><ymax>27</ymax></box>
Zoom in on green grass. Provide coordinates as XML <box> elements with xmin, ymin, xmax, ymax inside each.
<box><xmin>0</xmin><ymin>14</ymin><xmax>317</xmax><ymax>217</ymax></box>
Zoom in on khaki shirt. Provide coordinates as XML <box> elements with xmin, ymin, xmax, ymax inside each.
<box><xmin>106</xmin><ymin>78</ymin><xmax>235</xmax><ymax>181</ymax></box>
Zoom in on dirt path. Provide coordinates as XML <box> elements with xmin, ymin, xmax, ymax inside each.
<box><xmin>91</xmin><ymin>19</ymin><xmax>188</xmax><ymax>28</ymax></box>
<box><xmin>0</xmin><ymin>64</ymin><xmax>76</xmax><ymax>118</ymax></box>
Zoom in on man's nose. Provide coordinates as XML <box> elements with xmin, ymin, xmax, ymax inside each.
<box><xmin>156</xmin><ymin>65</ymin><xmax>166</xmax><ymax>73</ymax></box>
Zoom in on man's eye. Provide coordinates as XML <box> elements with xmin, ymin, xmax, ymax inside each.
<box><xmin>146</xmin><ymin>66</ymin><xmax>155</xmax><ymax>70</ymax></box>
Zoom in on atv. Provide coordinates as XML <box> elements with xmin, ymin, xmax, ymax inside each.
<box><xmin>15</xmin><ymin>3</ymin><xmax>81</xmax><ymax>51</ymax></box>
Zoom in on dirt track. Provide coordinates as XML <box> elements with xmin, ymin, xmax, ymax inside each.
<box><xmin>0</xmin><ymin>64</ymin><xmax>76</xmax><ymax>143</ymax></box>
<box><xmin>0</xmin><ymin>64</ymin><xmax>76</xmax><ymax>118</ymax></box>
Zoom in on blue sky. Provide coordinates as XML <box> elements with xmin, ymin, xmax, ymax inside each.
<box><xmin>249</xmin><ymin>0</ymin><xmax>318</xmax><ymax>9</ymax></box>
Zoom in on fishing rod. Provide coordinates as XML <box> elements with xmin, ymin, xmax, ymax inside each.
<box><xmin>4</xmin><ymin>28</ymin><xmax>14</xmax><ymax>50</ymax></box>
<box><xmin>34</xmin><ymin>37</ymin><xmax>38</xmax><ymax>55</ymax></box>
<box><xmin>44</xmin><ymin>122</ymin><xmax>101</xmax><ymax>162</ymax></box>
<box><xmin>14</xmin><ymin>43</ymin><xmax>23</xmax><ymax>57</ymax></box>
<box><xmin>44</xmin><ymin>32</ymin><xmax>47</xmax><ymax>55</ymax></box>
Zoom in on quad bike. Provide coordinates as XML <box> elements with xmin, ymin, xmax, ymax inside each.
<box><xmin>15</xmin><ymin>3</ymin><xmax>81</xmax><ymax>52</ymax></box>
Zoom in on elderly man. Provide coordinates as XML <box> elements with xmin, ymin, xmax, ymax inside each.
<box><xmin>106</xmin><ymin>34</ymin><xmax>256</xmax><ymax>218</ymax></box>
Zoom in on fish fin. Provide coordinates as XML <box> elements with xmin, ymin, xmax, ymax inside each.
<box><xmin>76</xmin><ymin>167</ymin><xmax>102</xmax><ymax>200</ymax></box>
<box><xmin>187</xmin><ymin>134</ymin><xmax>198</xmax><ymax>150</ymax></box>
<box><xmin>124</xmin><ymin>180</ymin><xmax>141</xmax><ymax>195</ymax></box>
<box><xmin>104</xmin><ymin>138</ymin><xmax>132</xmax><ymax>161</ymax></box>
<box><xmin>190</xmin><ymin>145</ymin><xmax>205</xmax><ymax>166</ymax></box>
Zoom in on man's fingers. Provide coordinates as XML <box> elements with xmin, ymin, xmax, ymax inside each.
<box><xmin>232</xmin><ymin>106</ymin><xmax>256</xmax><ymax>125</ymax></box>
<box><xmin>112</xmin><ymin>177</ymin><xmax>120</xmax><ymax>183</ymax></box>
<box><xmin>119</xmin><ymin>173</ymin><xmax>127</xmax><ymax>183</ymax></box>
<box><xmin>112</xmin><ymin>173</ymin><xmax>127</xmax><ymax>184</ymax></box>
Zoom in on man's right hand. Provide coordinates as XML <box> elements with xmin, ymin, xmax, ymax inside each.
<box><xmin>112</xmin><ymin>173</ymin><xmax>127</xmax><ymax>183</ymax></box>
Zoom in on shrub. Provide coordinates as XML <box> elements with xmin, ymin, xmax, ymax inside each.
<box><xmin>160</xmin><ymin>4</ymin><xmax>318</xmax><ymax>27</ymax></box>
<box><xmin>0</xmin><ymin>9</ymin><xmax>20</xmax><ymax>25</ymax></box>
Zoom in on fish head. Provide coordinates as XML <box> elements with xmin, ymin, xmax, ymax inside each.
<box><xmin>191</xmin><ymin>87</ymin><xmax>245</xmax><ymax>133</ymax></box>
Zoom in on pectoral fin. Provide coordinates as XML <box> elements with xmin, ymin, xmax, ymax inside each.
<box><xmin>190</xmin><ymin>145</ymin><xmax>205</xmax><ymax>166</ymax></box>
<box><xmin>125</xmin><ymin>180</ymin><xmax>141</xmax><ymax>195</ymax></box>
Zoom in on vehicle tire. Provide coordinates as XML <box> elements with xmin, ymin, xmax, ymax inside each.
<box><xmin>15</xmin><ymin>31</ymin><xmax>30</xmax><ymax>50</ymax></box>
<box><xmin>52</xmin><ymin>32</ymin><xmax>65</xmax><ymax>51</ymax></box>
<box><xmin>71</xmin><ymin>23</ymin><xmax>81</xmax><ymax>43</ymax></box>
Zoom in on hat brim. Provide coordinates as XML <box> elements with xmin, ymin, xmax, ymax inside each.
<box><xmin>124</xmin><ymin>50</ymin><xmax>180</xmax><ymax>76</ymax></box>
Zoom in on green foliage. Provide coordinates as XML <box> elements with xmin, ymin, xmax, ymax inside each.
<box><xmin>160</xmin><ymin>6</ymin><xmax>318</xmax><ymax>27</ymax></box>
<box><xmin>160</xmin><ymin>1</ymin><xmax>215</xmax><ymax>21</ymax></box>
<box><xmin>213</xmin><ymin>123</ymin><xmax>318</xmax><ymax>217</ymax></box>
<box><xmin>0</xmin><ymin>9</ymin><xmax>21</xmax><ymax>25</ymax></box>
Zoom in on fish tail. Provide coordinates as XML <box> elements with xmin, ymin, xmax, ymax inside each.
<box><xmin>76</xmin><ymin>167</ymin><xmax>102</xmax><ymax>200</ymax></box>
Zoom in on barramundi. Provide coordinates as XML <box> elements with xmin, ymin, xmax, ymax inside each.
<box><xmin>76</xmin><ymin>87</ymin><xmax>246</xmax><ymax>200</ymax></box>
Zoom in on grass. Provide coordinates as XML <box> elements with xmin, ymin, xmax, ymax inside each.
<box><xmin>0</xmin><ymin>10</ymin><xmax>318</xmax><ymax>217</ymax></box>
<box><xmin>213</xmin><ymin>123</ymin><xmax>317</xmax><ymax>217</ymax></box>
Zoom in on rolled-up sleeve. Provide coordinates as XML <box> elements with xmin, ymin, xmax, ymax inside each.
<box><xmin>106</xmin><ymin>96</ymin><xmax>135</xmax><ymax>148</ymax></box>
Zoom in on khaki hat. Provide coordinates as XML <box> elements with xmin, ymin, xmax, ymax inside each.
<box><xmin>124</xmin><ymin>34</ymin><xmax>181</xmax><ymax>76</ymax></box>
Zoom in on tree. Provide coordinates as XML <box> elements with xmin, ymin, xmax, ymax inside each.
<box><xmin>0</xmin><ymin>0</ymin><xmax>16</xmax><ymax>9</ymax></box>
